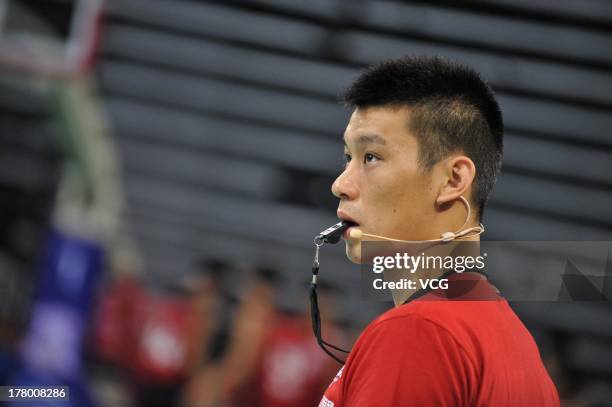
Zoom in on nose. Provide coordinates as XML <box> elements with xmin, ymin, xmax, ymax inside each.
<box><xmin>332</xmin><ymin>166</ymin><xmax>359</xmax><ymax>201</ymax></box>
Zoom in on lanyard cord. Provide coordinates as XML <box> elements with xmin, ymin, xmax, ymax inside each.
<box><xmin>310</xmin><ymin>241</ymin><xmax>350</xmax><ymax>364</ymax></box>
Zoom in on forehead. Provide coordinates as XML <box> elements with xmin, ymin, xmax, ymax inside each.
<box><xmin>343</xmin><ymin>106</ymin><xmax>415</xmax><ymax>146</ymax></box>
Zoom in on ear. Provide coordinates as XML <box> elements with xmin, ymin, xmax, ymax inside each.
<box><xmin>435</xmin><ymin>155</ymin><xmax>476</xmax><ymax>206</ymax></box>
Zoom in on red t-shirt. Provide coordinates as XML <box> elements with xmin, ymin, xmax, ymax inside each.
<box><xmin>257</xmin><ymin>315</ymin><xmax>338</xmax><ymax>407</ymax></box>
<box><xmin>320</xmin><ymin>272</ymin><xmax>559</xmax><ymax>407</ymax></box>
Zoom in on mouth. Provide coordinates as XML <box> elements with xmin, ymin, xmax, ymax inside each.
<box><xmin>337</xmin><ymin>211</ymin><xmax>360</xmax><ymax>239</ymax></box>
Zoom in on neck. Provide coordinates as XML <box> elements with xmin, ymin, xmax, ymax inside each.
<box><xmin>383</xmin><ymin>238</ymin><xmax>481</xmax><ymax>307</ymax></box>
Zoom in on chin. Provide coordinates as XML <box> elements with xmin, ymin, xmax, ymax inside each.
<box><xmin>345</xmin><ymin>240</ymin><xmax>362</xmax><ymax>264</ymax></box>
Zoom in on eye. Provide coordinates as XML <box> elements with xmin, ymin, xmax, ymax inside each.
<box><xmin>364</xmin><ymin>153</ymin><xmax>379</xmax><ymax>163</ymax></box>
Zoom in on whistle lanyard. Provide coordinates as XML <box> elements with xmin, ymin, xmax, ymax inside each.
<box><xmin>310</xmin><ymin>241</ymin><xmax>350</xmax><ymax>364</ymax></box>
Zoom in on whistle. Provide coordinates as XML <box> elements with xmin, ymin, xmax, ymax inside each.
<box><xmin>315</xmin><ymin>221</ymin><xmax>354</xmax><ymax>244</ymax></box>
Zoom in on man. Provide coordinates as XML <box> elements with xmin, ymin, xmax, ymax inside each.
<box><xmin>319</xmin><ymin>57</ymin><xmax>559</xmax><ymax>406</ymax></box>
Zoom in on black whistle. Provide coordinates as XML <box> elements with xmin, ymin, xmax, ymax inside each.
<box><xmin>315</xmin><ymin>221</ymin><xmax>354</xmax><ymax>244</ymax></box>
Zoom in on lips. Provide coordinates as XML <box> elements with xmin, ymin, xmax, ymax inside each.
<box><xmin>337</xmin><ymin>210</ymin><xmax>360</xmax><ymax>239</ymax></box>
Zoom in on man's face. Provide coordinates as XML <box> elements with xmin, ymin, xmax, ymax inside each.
<box><xmin>332</xmin><ymin>106</ymin><xmax>439</xmax><ymax>263</ymax></box>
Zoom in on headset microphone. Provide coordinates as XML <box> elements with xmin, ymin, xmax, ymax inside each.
<box><xmin>348</xmin><ymin>224</ymin><xmax>484</xmax><ymax>242</ymax></box>
<box><xmin>347</xmin><ymin>197</ymin><xmax>484</xmax><ymax>243</ymax></box>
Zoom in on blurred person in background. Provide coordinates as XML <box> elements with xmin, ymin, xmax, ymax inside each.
<box><xmin>88</xmin><ymin>257</ymin><xmax>145</xmax><ymax>406</ymax></box>
<box><xmin>183</xmin><ymin>259</ymin><xmax>227</xmax><ymax>377</ymax></box>
<box><xmin>182</xmin><ymin>266</ymin><xmax>276</xmax><ymax>406</ymax></box>
<box><xmin>182</xmin><ymin>267</ymin><xmax>343</xmax><ymax>407</ymax></box>
<box><xmin>90</xmin><ymin>257</ymin><xmax>227</xmax><ymax>407</ymax></box>
<box><xmin>245</xmin><ymin>279</ymin><xmax>343</xmax><ymax>407</ymax></box>
<box><xmin>130</xmin><ymin>259</ymin><xmax>227</xmax><ymax>407</ymax></box>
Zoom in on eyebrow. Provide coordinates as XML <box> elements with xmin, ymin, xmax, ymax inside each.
<box><xmin>343</xmin><ymin>133</ymin><xmax>388</xmax><ymax>148</ymax></box>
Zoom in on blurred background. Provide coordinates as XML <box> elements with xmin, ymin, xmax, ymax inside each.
<box><xmin>0</xmin><ymin>0</ymin><xmax>611</xmax><ymax>406</ymax></box>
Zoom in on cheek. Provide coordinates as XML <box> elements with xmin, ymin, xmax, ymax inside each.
<box><xmin>380</xmin><ymin>175</ymin><xmax>414</xmax><ymax>206</ymax></box>
<box><xmin>363</xmin><ymin>186</ymin><xmax>402</xmax><ymax>232</ymax></box>
<box><xmin>375</xmin><ymin>175</ymin><xmax>428</xmax><ymax>225</ymax></box>
<box><xmin>363</xmin><ymin>183</ymin><xmax>392</xmax><ymax>220</ymax></box>
<box><xmin>361</xmin><ymin>161</ymin><xmax>428</xmax><ymax>222</ymax></box>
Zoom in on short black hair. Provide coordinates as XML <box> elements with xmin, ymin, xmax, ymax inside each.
<box><xmin>343</xmin><ymin>56</ymin><xmax>503</xmax><ymax>219</ymax></box>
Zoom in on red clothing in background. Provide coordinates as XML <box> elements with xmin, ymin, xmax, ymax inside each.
<box><xmin>256</xmin><ymin>315</ymin><xmax>338</xmax><ymax>407</ymax></box>
<box><xmin>321</xmin><ymin>272</ymin><xmax>559</xmax><ymax>407</ymax></box>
